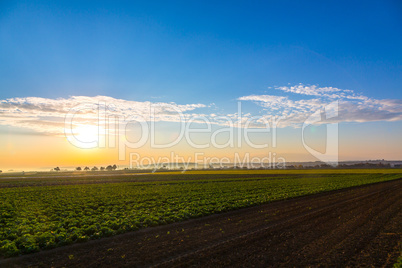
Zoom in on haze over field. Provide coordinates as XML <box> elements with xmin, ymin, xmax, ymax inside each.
<box><xmin>0</xmin><ymin>1</ymin><xmax>401</xmax><ymax>170</ymax></box>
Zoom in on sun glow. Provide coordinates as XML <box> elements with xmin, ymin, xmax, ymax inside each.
<box><xmin>74</xmin><ymin>125</ymin><xmax>99</xmax><ymax>146</ymax></box>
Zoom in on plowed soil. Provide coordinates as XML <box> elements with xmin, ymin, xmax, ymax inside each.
<box><xmin>1</xmin><ymin>179</ymin><xmax>401</xmax><ymax>267</ymax></box>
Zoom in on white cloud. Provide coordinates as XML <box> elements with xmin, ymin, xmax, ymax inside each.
<box><xmin>1</xmin><ymin>85</ymin><xmax>401</xmax><ymax>135</ymax></box>
<box><xmin>277</xmin><ymin>84</ymin><xmax>368</xmax><ymax>101</ymax></box>
<box><xmin>0</xmin><ymin>96</ymin><xmax>207</xmax><ymax>135</ymax></box>
<box><xmin>238</xmin><ymin>84</ymin><xmax>402</xmax><ymax>127</ymax></box>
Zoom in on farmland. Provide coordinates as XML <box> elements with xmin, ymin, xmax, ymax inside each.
<box><xmin>0</xmin><ymin>169</ymin><xmax>401</xmax><ymax>258</ymax></box>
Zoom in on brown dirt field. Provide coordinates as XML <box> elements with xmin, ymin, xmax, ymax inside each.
<box><xmin>1</xmin><ymin>179</ymin><xmax>401</xmax><ymax>267</ymax></box>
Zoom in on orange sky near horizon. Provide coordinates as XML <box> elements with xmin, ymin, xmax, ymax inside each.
<box><xmin>1</xmin><ymin>120</ymin><xmax>401</xmax><ymax>171</ymax></box>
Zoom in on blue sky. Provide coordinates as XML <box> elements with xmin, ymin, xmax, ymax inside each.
<box><xmin>1</xmin><ymin>0</ymin><xmax>401</xmax><ymax>103</ymax></box>
<box><xmin>0</xmin><ymin>0</ymin><xmax>401</xmax><ymax>168</ymax></box>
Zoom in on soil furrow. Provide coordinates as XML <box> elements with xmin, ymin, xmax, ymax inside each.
<box><xmin>1</xmin><ymin>179</ymin><xmax>401</xmax><ymax>268</ymax></box>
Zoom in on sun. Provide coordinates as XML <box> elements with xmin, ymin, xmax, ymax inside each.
<box><xmin>74</xmin><ymin>125</ymin><xmax>99</xmax><ymax>144</ymax></box>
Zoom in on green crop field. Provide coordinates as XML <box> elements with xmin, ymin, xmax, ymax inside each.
<box><xmin>0</xmin><ymin>170</ymin><xmax>401</xmax><ymax>257</ymax></box>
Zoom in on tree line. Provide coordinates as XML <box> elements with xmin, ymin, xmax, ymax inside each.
<box><xmin>53</xmin><ymin>165</ymin><xmax>117</xmax><ymax>172</ymax></box>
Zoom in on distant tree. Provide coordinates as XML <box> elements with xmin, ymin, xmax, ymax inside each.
<box><xmin>112</xmin><ymin>164</ymin><xmax>117</xmax><ymax>170</ymax></box>
<box><xmin>0</xmin><ymin>170</ymin><xmax>2</xmax><ymax>173</ymax></box>
<box><xmin>91</xmin><ymin>166</ymin><xmax>98</xmax><ymax>171</ymax></box>
<box><xmin>106</xmin><ymin>165</ymin><xmax>113</xmax><ymax>171</ymax></box>
<box><xmin>84</xmin><ymin>166</ymin><xmax>90</xmax><ymax>171</ymax></box>
<box><xmin>76</xmin><ymin>167</ymin><xmax>82</xmax><ymax>171</ymax></box>
<box><xmin>100</xmin><ymin>167</ymin><xmax>105</xmax><ymax>171</ymax></box>
<box><xmin>54</xmin><ymin>167</ymin><xmax>60</xmax><ymax>172</ymax></box>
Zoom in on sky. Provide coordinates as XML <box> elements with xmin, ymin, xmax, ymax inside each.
<box><xmin>0</xmin><ymin>0</ymin><xmax>401</xmax><ymax>170</ymax></box>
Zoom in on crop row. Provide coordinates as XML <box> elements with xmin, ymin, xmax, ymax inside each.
<box><xmin>0</xmin><ymin>173</ymin><xmax>400</xmax><ymax>257</ymax></box>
